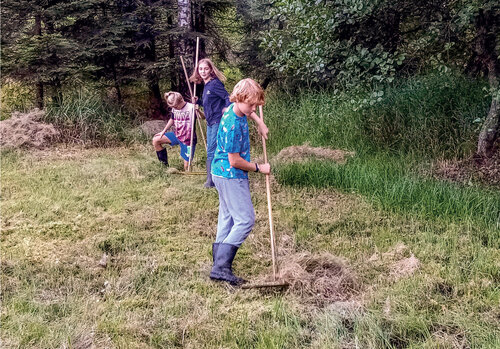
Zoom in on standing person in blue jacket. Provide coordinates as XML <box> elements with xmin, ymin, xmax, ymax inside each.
<box><xmin>190</xmin><ymin>58</ymin><xmax>268</xmax><ymax>188</ymax></box>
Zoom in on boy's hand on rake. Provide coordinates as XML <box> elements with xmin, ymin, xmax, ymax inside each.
<box><xmin>259</xmin><ymin>163</ymin><xmax>271</xmax><ymax>175</ymax></box>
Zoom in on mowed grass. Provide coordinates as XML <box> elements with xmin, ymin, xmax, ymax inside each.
<box><xmin>1</xmin><ymin>145</ymin><xmax>499</xmax><ymax>348</ymax></box>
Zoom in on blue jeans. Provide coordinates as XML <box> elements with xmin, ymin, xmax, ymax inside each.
<box><xmin>213</xmin><ymin>176</ymin><xmax>255</xmax><ymax>247</ymax></box>
<box><xmin>206</xmin><ymin>122</ymin><xmax>219</xmax><ymax>164</ymax></box>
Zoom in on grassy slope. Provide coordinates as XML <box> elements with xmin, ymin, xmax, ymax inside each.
<box><xmin>1</xmin><ymin>145</ymin><xmax>499</xmax><ymax>348</ymax></box>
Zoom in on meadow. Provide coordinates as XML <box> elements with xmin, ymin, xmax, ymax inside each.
<box><xmin>1</xmin><ymin>72</ymin><xmax>499</xmax><ymax>348</ymax></box>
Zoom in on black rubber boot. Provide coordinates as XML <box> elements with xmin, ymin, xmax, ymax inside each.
<box><xmin>203</xmin><ymin>159</ymin><xmax>215</xmax><ymax>188</ymax></box>
<box><xmin>210</xmin><ymin>243</ymin><xmax>246</xmax><ymax>285</ymax></box>
<box><xmin>212</xmin><ymin>242</ymin><xmax>220</xmax><ymax>263</ymax></box>
<box><xmin>156</xmin><ymin>148</ymin><xmax>168</xmax><ymax>166</ymax></box>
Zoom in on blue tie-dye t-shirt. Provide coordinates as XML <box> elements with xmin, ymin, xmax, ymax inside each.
<box><xmin>211</xmin><ymin>103</ymin><xmax>250</xmax><ymax>179</ymax></box>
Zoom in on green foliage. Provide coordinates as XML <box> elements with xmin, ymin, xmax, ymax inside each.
<box><xmin>265</xmin><ymin>72</ymin><xmax>489</xmax><ymax>157</ymax></box>
<box><xmin>1</xmin><ymin>1</ymin><xmax>98</xmax><ymax>89</ymax></box>
<box><xmin>0</xmin><ymin>81</ymin><xmax>35</xmax><ymax>120</ymax></box>
<box><xmin>260</xmin><ymin>0</ymin><xmax>406</xmax><ymax>87</ymax></box>
<box><xmin>259</xmin><ymin>0</ymin><xmax>499</xmax><ymax>92</ymax></box>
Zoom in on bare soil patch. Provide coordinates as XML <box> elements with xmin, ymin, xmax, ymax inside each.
<box><xmin>0</xmin><ymin>109</ymin><xmax>59</xmax><ymax>149</ymax></box>
<box><xmin>274</xmin><ymin>142</ymin><xmax>355</xmax><ymax>164</ymax></box>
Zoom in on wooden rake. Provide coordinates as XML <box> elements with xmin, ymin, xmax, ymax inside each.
<box><xmin>180</xmin><ymin>39</ymin><xmax>207</xmax><ymax>172</ymax></box>
<box><xmin>242</xmin><ymin>106</ymin><xmax>288</xmax><ymax>289</ymax></box>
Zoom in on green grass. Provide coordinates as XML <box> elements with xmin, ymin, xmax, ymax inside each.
<box><xmin>274</xmin><ymin>157</ymin><xmax>500</xmax><ymax>235</ymax></box>
<box><xmin>263</xmin><ymin>72</ymin><xmax>490</xmax><ymax>158</ymax></box>
<box><xmin>2</xmin><ymin>146</ymin><xmax>499</xmax><ymax>348</ymax></box>
<box><xmin>263</xmin><ymin>72</ymin><xmax>498</xmax><ymax>242</ymax></box>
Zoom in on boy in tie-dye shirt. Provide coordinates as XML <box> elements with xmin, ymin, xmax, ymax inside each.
<box><xmin>209</xmin><ymin>79</ymin><xmax>271</xmax><ymax>286</ymax></box>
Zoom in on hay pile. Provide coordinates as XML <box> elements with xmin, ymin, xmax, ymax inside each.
<box><xmin>139</xmin><ymin>120</ymin><xmax>166</xmax><ymax>137</ymax></box>
<box><xmin>0</xmin><ymin>109</ymin><xmax>59</xmax><ymax>149</ymax></box>
<box><xmin>277</xmin><ymin>251</ymin><xmax>359</xmax><ymax>303</ymax></box>
<box><xmin>368</xmin><ymin>242</ymin><xmax>421</xmax><ymax>281</ymax></box>
<box><xmin>274</xmin><ymin>142</ymin><xmax>355</xmax><ymax>164</ymax></box>
<box><xmin>433</xmin><ymin>155</ymin><xmax>500</xmax><ymax>186</ymax></box>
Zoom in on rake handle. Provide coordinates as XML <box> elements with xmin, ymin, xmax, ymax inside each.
<box><xmin>259</xmin><ymin>105</ymin><xmax>277</xmax><ymax>281</ymax></box>
<box><xmin>192</xmin><ymin>38</ymin><xmax>207</xmax><ymax>151</ymax></box>
<box><xmin>181</xmin><ymin>55</ymin><xmax>198</xmax><ymax>171</ymax></box>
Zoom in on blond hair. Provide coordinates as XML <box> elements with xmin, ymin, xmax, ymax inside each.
<box><xmin>164</xmin><ymin>91</ymin><xmax>184</xmax><ymax>107</ymax></box>
<box><xmin>189</xmin><ymin>58</ymin><xmax>226</xmax><ymax>84</ymax></box>
<box><xmin>230</xmin><ymin>78</ymin><xmax>265</xmax><ymax>105</ymax></box>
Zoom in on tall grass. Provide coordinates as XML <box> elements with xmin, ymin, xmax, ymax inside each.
<box><xmin>265</xmin><ymin>72</ymin><xmax>498</xmax><ymax>230</ymax></box>
<box><xmin>274</xmin><ymin>157</ymin><xmax>500</xmax><ymax>234</ymax></box>
<box><xmin>0</xmin><ymin>81</ymin><xmax>36</xmax><ymax>120</ymax></box>
<box><xmin>45</xmin><ymin>89</ymin><xmax>142</xmax><ymax>145</ymax></box>
<box><xmin>264</xmin><ymin>72</ymin><xmax>490</xmax><ymax>158</ymax></box>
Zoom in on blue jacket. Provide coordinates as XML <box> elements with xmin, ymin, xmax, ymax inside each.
<box><xmin>198</xmin><ymin>78</ymin><xmax>231</xmax><ymax>126</ymax></box>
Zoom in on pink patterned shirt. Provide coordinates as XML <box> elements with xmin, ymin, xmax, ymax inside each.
<box><xmin>172</xmin><ymin>102</ymin><xmax>197</xmax><ymax>145</ymax></box>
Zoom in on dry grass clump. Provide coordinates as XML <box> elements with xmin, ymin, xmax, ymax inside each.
<box><xmin>432</xmin><ymin>153</ymin><xmax>500</xmax><ymax>187</ymax></box>
<box><xmin>274</xmin><ymin>142</ymin><xmax>355</xmax><ymax>164</ymax></box>
<box><xmin>368</xmin><ymin>242</ymin><xmax>421</xmax><ymax>281</ymax></box>
<box><xmin>139</xmin><ymin>120</ymin><xmax>166</xmax><ymax>137</ymax></box>
<box><xmin>277</xmin><ymin>251</ymin><xmax>359</xmax><ymax>303</ymax></box>
<box><xmin>389</xmin><ymin>254</ymin><xmax>420</xmax><ymax>281</ymax></box>
<box><xmin>0</xmin><ymin>109</ymin><xmax>59</xmax><ymax>149</ymax></box>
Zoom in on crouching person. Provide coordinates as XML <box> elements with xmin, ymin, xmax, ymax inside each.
<box><xmin>210</xmin><ymin>78</ymin><xmax>270</xmax><ymax>286</ymax></box>
<box><xmin>152</xmin><ymin>92</ymin><xmax>197</xmax><ymax>171</ymax></box>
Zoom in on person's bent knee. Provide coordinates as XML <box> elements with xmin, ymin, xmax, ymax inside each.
<box><xmin>152</xmin><ymin>135</ymin><xmax>161</xmax><ymax>146</ymax></box>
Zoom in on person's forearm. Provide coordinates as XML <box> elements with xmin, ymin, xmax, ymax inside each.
<box><xmin>229</xmin><ymin>155</ymin><xmax>259</xmax><ymax>172</ymax></box>
<box><xmin>162</xmin><ymin>120</ymin><xmax>174</xmax><ymax>133</ymax></box>
<box><xmin>248</xmin><ymin>112</ymin><xmax>263</xmax><ymax>124</ymax></box>
<box><xmin>233</xmin><ymin>159</ymin><xmax>256</xmax><ymax>172</ymax></box>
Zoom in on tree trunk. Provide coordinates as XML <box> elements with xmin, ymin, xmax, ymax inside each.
<box><xmin>193</xmin><ymin>0</ymin><xmax>206</xmax><ymax>57</ymax></box>
<box><xmin>34</xmin><ymin>14</ymin><xmax>44</xmax><ymax>109</ymax></box>
<box><xmin>145</xmin><ymin>37</ymin><xmax>167</xmax><ymax>118</ymax></box>
<box><xmin>474</xmin><ymin>9</ymin><xmax>500</xmax><ymax>158</ymax></box>
<box><xmin>177</xmin><ymin>0</ymin><xmax>192</xmax><ymax>98</ymax></box>
<box><xmin>167</xmin><ymin>14</ymin><xmax>178</xmax><ymax>93</ymax></box>
<box><xmin>36</xmin><ymin>82</ymin><xmax>44</xmax><ymax>109</ymax></box>
<box><xmin>112</xmin><ymin>63</ymin><xmax>122</xmax><ymax>103</ymax></box>
<box><xmin>478</xmin><ymin>98</ymin><xmax>499</xmax><ymax>157</ymax></box>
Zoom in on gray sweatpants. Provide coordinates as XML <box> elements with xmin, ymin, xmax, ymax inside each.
<box><xmin>213</xmin><ymin>176</ymin><xmax>255</xmax><ymax>247</ymax></box>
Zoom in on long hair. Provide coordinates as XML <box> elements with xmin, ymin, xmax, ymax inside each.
<box><xmin>189</xmin><ymin>58</ymin><xmax>226</xmax><ymax>84</ymax></box>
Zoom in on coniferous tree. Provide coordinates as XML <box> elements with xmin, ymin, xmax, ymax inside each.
<box><xmin>2</xmin><ymin>0</ymin><xmax>95</xmax><ymax>107</ymax></box>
